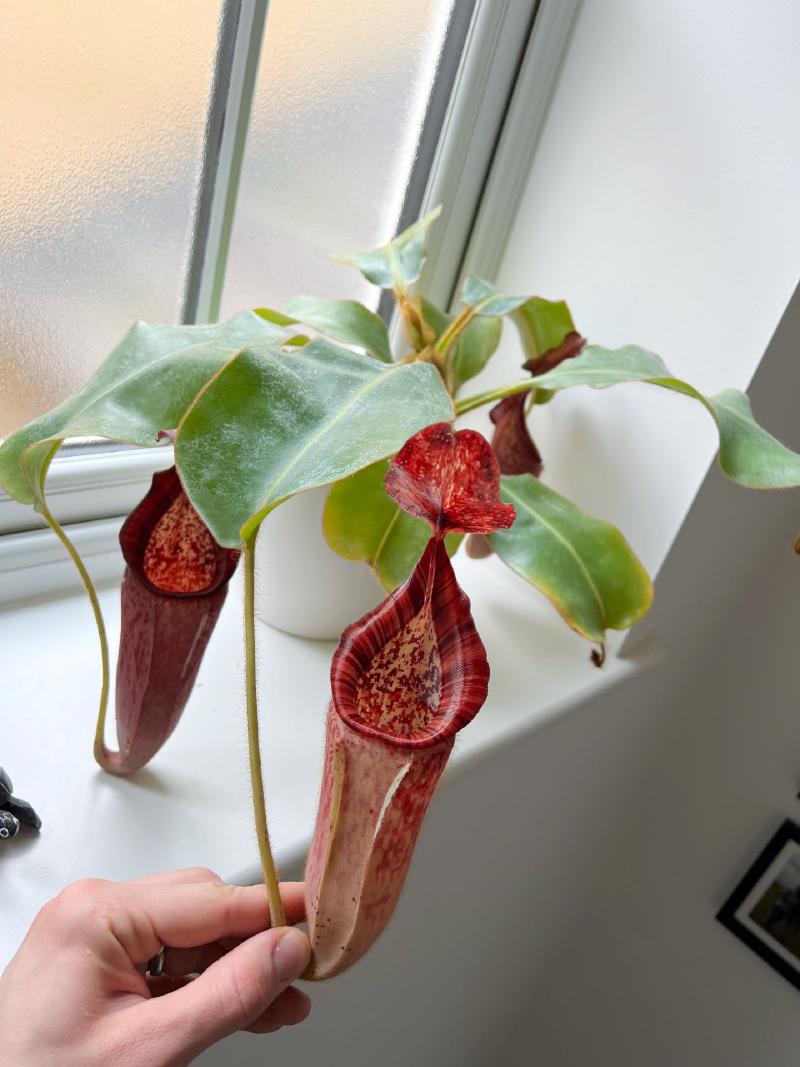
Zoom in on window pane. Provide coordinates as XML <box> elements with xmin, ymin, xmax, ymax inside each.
<box><xmin>0</xmin><ymin>2</ymin><xmax>223</xmax><ymax>437</ymax></box>
<box><xmin>220</xmin><ymin>0</ymin><xmax>455</xmax><ymax>316</ymax></box>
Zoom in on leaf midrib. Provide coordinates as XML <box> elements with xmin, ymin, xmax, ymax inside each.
<box><xmin>33</xmin><ymin>335</ymin><xmax>280</xmax><ymax>444</ymax></box>
<box><xmin>532</xmin><ymin>368</ymin><xmax>663</xmax><ymax>388</ymax></box>
<box><xmin>257</xmin><ymin>362</ymin><xmax>449</xmax><ymax>514</ymax></box>
<box><xmin>500</xmin><ymin>483</ymin><xmax>606</xmax><ymax>622</ymax></box>
<box><xmin>709</xmin><ymin>393</ymin><xmax>761</xmax><ymax>435</ymax></box>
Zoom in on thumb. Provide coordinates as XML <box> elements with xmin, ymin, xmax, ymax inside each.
<box><xmin>143</xmin><ymin>927</ymin><xmax>310</xmax><ymax>1061</ymax></box>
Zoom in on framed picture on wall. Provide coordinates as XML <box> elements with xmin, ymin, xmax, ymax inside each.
<box><xmin>718</xmin><ymin>820</ymin><xmax>800</xmax><ymax>991</ymax></box>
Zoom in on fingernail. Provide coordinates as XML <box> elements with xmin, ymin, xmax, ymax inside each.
<box><xmin>273</xmin><ymin>928</ymin><xmax>310</xmax><ymax>982</ymax></box>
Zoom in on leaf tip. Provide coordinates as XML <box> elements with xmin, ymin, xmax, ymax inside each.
<box><xmin>590</xmin><ymin>643</ymin><xmax>606</xmax><ymax>668</ymax></box>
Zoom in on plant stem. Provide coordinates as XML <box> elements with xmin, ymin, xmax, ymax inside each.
<box><xmin>243</xmin><ymin>531</ymin><xmax>286</xmax><ymax>929</ymax></box>
<box><xmin>435</xmin><ymin>306</ymin><xmax>475</xmax><ymax>359</ymax></box>
<box><xmin>455</xmin><ymin>378</ymin><xmax>537</xmax><ymax>416</ymax></box>
<box><xmin>39</xmin><ymin>501</ymin><xmax>111</xmax><ymax>767</ymax></box>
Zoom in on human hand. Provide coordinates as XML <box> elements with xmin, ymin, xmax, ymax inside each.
<box><xmin>0</xmin><ymin>867</ymin><xmax>311</xmax><ymax>1067</ymax></box>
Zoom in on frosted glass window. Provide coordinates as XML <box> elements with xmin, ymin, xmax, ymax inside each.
<box><xmin>220</xmin><ymin>0</ymin><xmax>455</xmax><ymax>316</ymax></box>
<box><xmin>0</xmin><ymin>2</ymin><xmax>224</xmax><ymax>437</ymax></box>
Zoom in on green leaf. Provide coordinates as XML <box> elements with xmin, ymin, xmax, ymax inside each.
<box><xmin>254</xmin><ymin>307</ymin><xmax>309</xmax><ymax>346</ymax></box>
<box><xmin>450</xmin><ymin>316</ymin><xmax>503</xmax><ymax>392</ymax></box>
<box><xmin>460</xmin><ymin>276</ymin><xmax>527</xmax><ymax>317</ymax></box>
<box><xmin>282</xmin><ymin>296</ymin><xmax>392</xmax><ymax>363</ymax></box>
<box><xmin>489</xmin><ymin>474</ymin><xmax>653</xmax><ymax>643</ymax></box>
<box><xmin>516</xmin><ymin>296</ymin><xmax>580</xmax><ymax>407</ymax></box>
<box><xmin>529</xmin><ymin>387</ymin><xmax>556</xmax><ymax>407</ymax></box>
<box><xmin>418</xmin><ymin>297</ymin><xmax>450</xmax><ymax>340</ymax></box>
<box><xmin>529</xmin><ymin>344</ymin><xmax>673</xmax><ymax>389</ymax></box>
<box><xmin>323</xmin><ymin>459</ymin><xmax>462</xmax><ymax>591</ymax></box>
<box><xmin>0</xmin><ymin>311</ymin><xmax>289</xmax><ymax>507</ymax></box>
<box><xmin>512</xmin><ymin>297</ymin><xmax>575</xmax><ymax>404</ymax></box>
<box><xmin>528</xmin><ymin>345</ymin><xmax>800</xmax><ymax>489</ymax></box>
<box><xmin>412</xmin><ymin>296</ymin><xmax>501</xmax><ymax>391</ymax></box>
<box><xmin>175</xmin><ymin>339</ymin><xmax>455</xmax><ymax>547</ymax></box>
<box><xmin>707</xmin><ymin>389</ymin><xmax>800</xmax><ymax>489</ymax></box>
<box><xmin>254</xmin><ymin>307</ymin><xmax>297</xmax><ymax>328</ymax></box>
<box><xmin>323</xmin><ymin>459</ymin><xmax>430</xmax><ymax>591</ymax></box>
<box><xmin>511</xmin><ymin>296</ymin><xmax>575</xmax><ymax>360</ymax></box>
<box><xmin>333</xmin><ymin>206</ymin><xmax>442</xmax><ymax>293</ymax></box>
<box><xmin>457</xmin><ymin>284</ymin><xmax>574</xmax><ymax>400</ymax></box>
<box><xmin>458</xmin><ymin>344</ymin><xmax>800</xmax><ymax>490</ymax></box>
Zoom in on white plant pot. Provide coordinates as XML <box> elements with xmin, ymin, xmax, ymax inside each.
<box><xmin>255</xmin><ymin>487</ymin><xmax>384</xmax><ymax>640</ymax></box>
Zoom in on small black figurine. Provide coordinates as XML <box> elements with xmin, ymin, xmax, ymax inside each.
<box><xmin>0</xmin><ymin>766</ymin><xmax>42</xmax><ymax>840</ymax></box>
<box><xmin>0</xmin><ymin>811</ymin><xmax>20</xmax><ymax>840</ymax></box>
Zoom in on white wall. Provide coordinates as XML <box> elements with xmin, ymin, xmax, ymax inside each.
<box><xmin>501</xmin><ymin>281</ymin><xmax>800</xmax><ymax>1067</ymax></box>
<box><xmin>489</xmin><ymin>4</ymin><xmax>800</xmax><ymax>1060</ymax></box>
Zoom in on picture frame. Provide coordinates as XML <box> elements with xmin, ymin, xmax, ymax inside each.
<box><xmin>717</xmin><ymin>819</ymin><xmax>800</xmax><ymax>991</ymax></box>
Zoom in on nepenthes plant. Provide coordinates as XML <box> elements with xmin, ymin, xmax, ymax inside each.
<box><xmin>1</xmin><ymin>207</ymin><xmax>798</xmax><ymax>974</ymax></box>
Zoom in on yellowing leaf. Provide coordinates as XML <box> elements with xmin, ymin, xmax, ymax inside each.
<box><xmin>489</xmin><ymin>474</ymin><xmax>653</xmax><ymax>643</ymax></box>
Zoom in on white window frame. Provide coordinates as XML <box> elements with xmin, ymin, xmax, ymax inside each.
<box><xmin>0</xmin><ymin>0</ymin><xmax>579</xmax><ymax>602</ymax></box>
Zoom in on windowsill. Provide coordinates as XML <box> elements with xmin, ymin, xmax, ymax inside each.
<box><xmin>0</xmin><ymin>444</ymin><xmax>172</xmax><ymax>536</ymax></box>
<box><xmin>0</xmin><ymin>549</ymin><xmax>661</xmax><ymax>968</ymax></box>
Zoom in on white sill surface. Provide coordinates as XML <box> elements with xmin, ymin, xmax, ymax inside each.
<box><xmin>0</xmin><ymin>551</ymin><xmax>656</xmax><ymax>968</ymax></box>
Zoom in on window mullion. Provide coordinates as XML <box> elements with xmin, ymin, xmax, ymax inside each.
<box><xmin>455</xmin><ymin>0</ymin><xmax>581</xmax><ymax>292</ymax></box>
<box><xmin>183</xmin><ymin>0</ymin><xmax>270</xmax><ymax>325</ymax></box>
<box><xmin>401</xmin><ymin>0</ymin><xmax>543</xmax><ymax>315</ymax></box>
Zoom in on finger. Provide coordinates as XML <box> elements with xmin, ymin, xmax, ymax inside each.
<box><xmin>141</xmin><ymin>927</ymin><xmax>311</xmax><ymax>1061</ymax></box>
<box><xmin>246</xmin><ymin>985</ymin><xmax>312</xmax><ymax>1034</ymax></box>
<box><xmin>161</xmin><ymin>884</ymin><xmax>306</xmax><ymax>976</ymax></box>
<box><xmin>137</xmin><ymin>878</ymin><xmax>305</xmax><ymax>932</ymax></box>
<box><xmin>148</xmin><ymin>979</ymin><xmax>311</xmax><ymax>1034</ymax></box>
<box><xmin>132</xmin><ymin>867</ymin><xmax>223</xmax><ymax>887</ymax></box>
<box><xmin>110</xmin><ymin>881</ymin><xmax>306</xmax><ymax>964</ymax></box>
